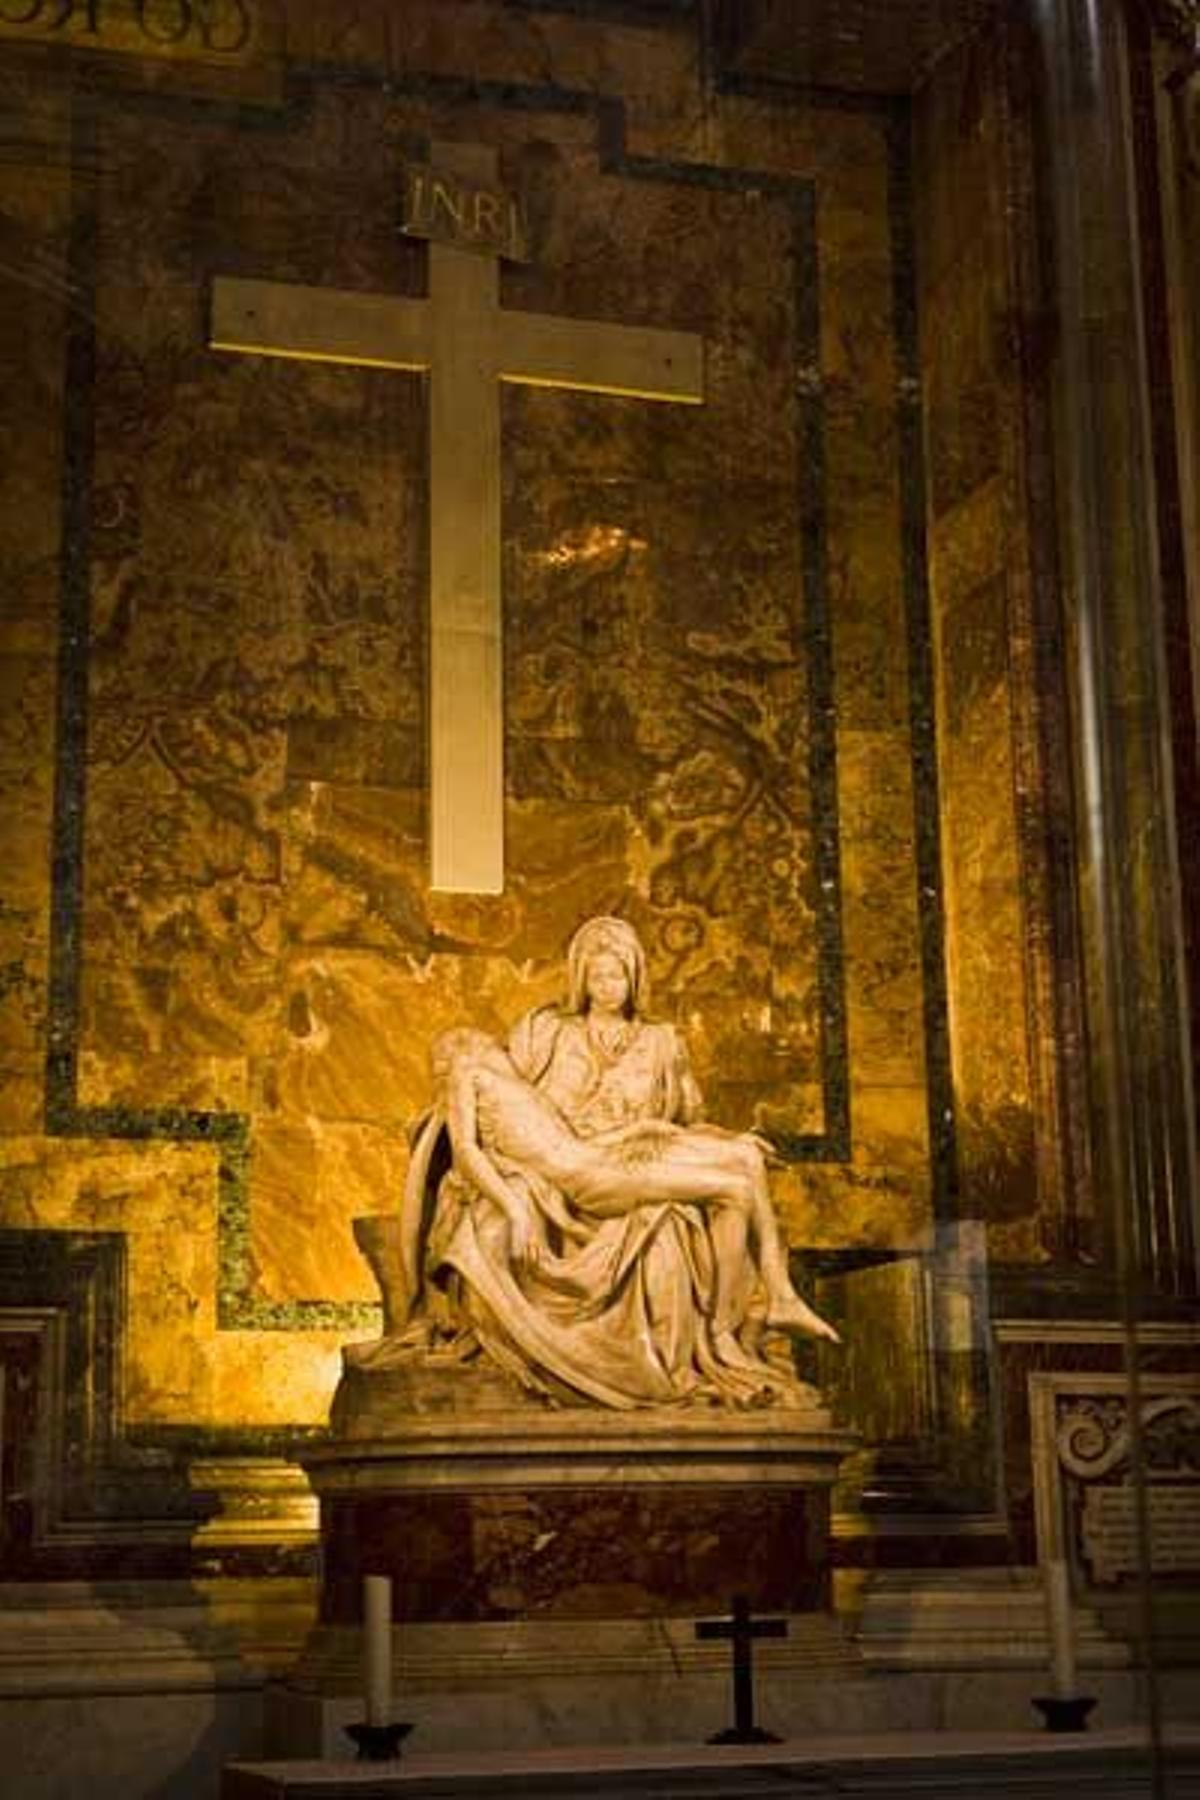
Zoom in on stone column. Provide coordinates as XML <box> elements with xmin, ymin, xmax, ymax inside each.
<box><xmin>1026</xmin><ymin>0</ymin><xmax>1199</xmax><ymax>1303</ymax></box>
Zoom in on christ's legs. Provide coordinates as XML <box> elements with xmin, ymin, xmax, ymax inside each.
<box><xmin>692</xmin><ymin>1139</ymin><xmax>840</xmax><ymax>1342</ymax></box>
<box><xmin>707</xmin><ymin>1187</ymin><xmax>753</xmax><ymax>1337</ymax></box>
<box><xmin>568</xmin><ymin>1134</ymin><xmax>747</xmax><ymax>1212</ymax></box>
<box><xmin>567</xmin><ymin>1147</ymin><xmax>757</xmax><ymax>1335</ymax></box>
<box><xmin>568</xmin><ymin>1132</ymin><xmax>839</xmax><ymax>1343</ymax></box>
<box><xmin>732</xmin><ymin>1141</ymin><xmax>840</xmax><ymax>1342</ymax></box>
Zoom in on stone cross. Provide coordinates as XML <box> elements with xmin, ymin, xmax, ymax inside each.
<box><xmin>210</xmin><ymin>143</ymin><xmax>704</xmax><ymax>893</ymax></box>
<box><xmin>696</xmin><ymin>1593</ymin><xmax>787</xmax><ymax>1745</ymax></box>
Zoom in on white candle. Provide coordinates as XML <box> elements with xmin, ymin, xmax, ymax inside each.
<box><xmin>1043</xmin><ymin>1557</ymin><xmax>1077</xmax><ymax>1698</ymax></box>
<box><xmin>363</xmin><ymin>1573</ymin><xmax>392</xmax><ymax>1727</ymax></box>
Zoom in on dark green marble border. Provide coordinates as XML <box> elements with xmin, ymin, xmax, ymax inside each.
<box><xmin>40</xmin><ymin>62</ymin><xmax>862</xmax><ymax>1334</ymax></box>
<box><xmin>715</xmin><ymin>68</ymin><xmax>904</xmax><ymax>119</ymax></box>
<box><xmin>44</xmin><ymin>91</ymin><xmax>97</xmax><ymax>1142</ymax></box>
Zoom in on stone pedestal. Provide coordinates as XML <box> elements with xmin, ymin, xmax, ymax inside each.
<box><xmin>270</xmin><ymin>1405</ymin><xmax>857</xmax><ymax>1753</ymax></box>
<box><xmin>303</xmin><ymin>1409</ymin><xmax>855</xmax><ymax>1625</ymax></box>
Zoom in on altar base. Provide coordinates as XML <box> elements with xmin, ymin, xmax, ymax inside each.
<box><xmin>266</xmin><ymin>1611</ymin><xmax>862</xmax><ymax>1760</ymax></box>
<box><xmin>273</xmin><ymin>1409</ymin><xmax>857</xmax><ymax>1757</ymax></box>
<box><xmin>299</xmin><ymin>1410</ymin><xmax>856</xmax><ymax>1626</ymax></box>
<box><xmin>227</xmin><ymin>1727</ymin><xmax>1200</xmax><ymax>1800</ymax></box>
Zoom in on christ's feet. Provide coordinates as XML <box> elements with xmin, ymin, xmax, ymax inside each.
<box><xmin>765</xmin><ymin>1295</ymin><xmax>841</xmax><ymax>1343</ymax></box>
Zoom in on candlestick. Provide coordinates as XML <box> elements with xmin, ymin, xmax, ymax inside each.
<box><xmin>1043</xmin><ymin>1556</ymin><xmax>1077</xmax><ymax>1698</ymax></box>
<box><xmin>363</xmin><ymin>1573</ymin><xmax>392</xmax><ymax>1728</ymax></box>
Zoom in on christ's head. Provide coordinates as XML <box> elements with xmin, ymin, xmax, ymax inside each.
<box><xmin>430</xmin><ymin>1027</ymin><xmax>512</xmax><ymax>1092</ymax></box>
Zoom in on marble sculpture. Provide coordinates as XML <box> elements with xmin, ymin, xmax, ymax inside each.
<box><xmin>354</xmin><ymin>916</ymin><xmax>838</xmax><ymax>1409</ymax></box>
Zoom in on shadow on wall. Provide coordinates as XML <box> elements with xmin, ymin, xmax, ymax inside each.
<box><xmin>4</xmin><ymin>1683</ymin><xmax>265</xmax><ymax>1800</ymax></box>
<box><xmin>0</xmin><ymin>1573</ymin><xmax>304</xmax><ymax>1800</ymax></box>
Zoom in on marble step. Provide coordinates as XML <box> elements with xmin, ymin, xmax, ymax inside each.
<box><xmin>854</xmin><ymin>1569</ymin><xmax>1128</xmax><ymax>1669</ymax></box>
<box><xmin>224</xmin><ymin>1728</ymin><xmax>1200</xmax><ymax>1800</ymax></box>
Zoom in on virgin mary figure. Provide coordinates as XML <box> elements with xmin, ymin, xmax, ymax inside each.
<box><xmin>384</xmin><ymin>916</ymin><xmax>834</xmax><ymax>1410</ymax></box>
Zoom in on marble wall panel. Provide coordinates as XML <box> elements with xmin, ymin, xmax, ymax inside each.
<box><xmin>914</xmin><ymin>52</ymin><xmax>1001</xmax><ymax>287</ymax></box>
<box><xmin>0</xmin><ymin>1134</ymin><xmax>345</xmax><ymax>1427</ymax></box>
<box><xmin>267</xmin><ymin>949</ymin><xmax>440</xmax><ymax>1126</ymax></box>
<box><xmin>837</xmin><ymin>732</ymin><xmax>927</xmax><ymax>1089</ymax></box>
<box><xmin>79</xmin><ymin>723</ymin><xmax>287</xmax><ymax>1110</ymax></box>
<box><xmin>719</xmin><ymin>93</ymin><xmax>891</xmax><ymax>188</ymax></box>
<box><xmin>915</xmin><ymin>30</ymin><xmax>1055</xmax><ymax>1261</ymax></box>
<box><xmin>0</xmin><ymin>1137</ymin><xmax>217</xmax><ymax>1422</ymax></box>
<box><xmin>87</xmin><ymin>353</ymin><xmax>425</xmax><ymax>735</ymax></box>
<box><xmin>934</xmin><ymin>558</ymin><xmax>1038</xmax><ymax>1256</ymax></box>
<box><xmin>289</xmin><ymin>0</ymin><xmax>700</xmax><ymax>151</ymax></box>
<box><xmin>0</xmin><ymin>140</ymin><xmax>67</xmax><ymax>583</ymax></box>
<box><xmin>0</xmin><ymin>100</ymin><xmax>67</xmax><ymax>1141</ymax></box>
<box><xmin>281</xmin><ymin>783</ymin><xmax>428</xmax><ymax>959</ymax></box>
<box><xmin>0</xmin><ymin>656</ymin><xmax>54</xmax><ymax>917</ymax></box>
<box><xmin>0</xmin><ymin>12</ymin><xmax>983</xmax><ymax>1442</ymax></box>
<box><xmin>822</xmin><ymin>261</ymin><xmax>898</xmax><ymax>412</ymax></box>
<box><xmin>75</xmin><ymin>93</ymin><xmax>428</xmax><ymax>1136</ymax></box>
<box><xmin>704</xmin><ymin>97</ymin><xmax>933</xmax><ymax>1226</ymax></box>
<box><xmin>504</xmin><ymin>434</ymin><xmax>819</xmax><ymax>1122</ymax></box>
<box><xmin>100</xmin><ymin>88</ymin><xmax>429</xmax><ymax>300</ymax></box>
<box><xmin>797</xmin><ymin>1088</ymin><xmax>932</xmax><ymax>1252</ymax></box>
<box><xmin>825</xmin><ymin>405</ymin><xmax>910</xmax><ymax>734</ymax></box>
<box><xmin>922</xmin><ymin>250</ymin><xmax>1006</xmax><ymax>519</ymax></box>
<box><xmin>321</xmin><ymin>1486</ymin><xmax>828</xmax><ymax>1621</ymax></box>
<box><xmin>497</xmin><ymin>133</ymin><xmax>824</xmax><ymax>1133</ymax></box>
<box><xmin>249</xmin><ymin>1117</ymin><xmax>403</xmax><ymax>1305</ymax></box>
<box><xmin>0</xmin><ymin>904</ymin><xmax>45</xmax><ymax>1070</ymax></box>
<box><xmin>817</xmin><ymin>1254</ymin><xmax>934</xmax><ymax>1447</ymax></box>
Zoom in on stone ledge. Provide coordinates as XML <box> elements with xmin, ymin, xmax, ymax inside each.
<box><xmin>302</xmin><ymin>1412</ymin><xmax>856</xmax><ymax>1493</ymax></box>
<box><xmin>288</xmin><ymin>1612</ymin><xmax>862</xmax><ymax>1694</ymax></box>
<box><xmin>189</xmin><ymin>1458</ymin><xmax>320</xmax><ymax>1548</ymax></box>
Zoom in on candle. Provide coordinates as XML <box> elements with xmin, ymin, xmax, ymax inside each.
<box><xmin>363</xmin><ymin>1573</ymin><xmax>392</xmax><ymax>1727</ymax></box>
<box><xmin>1043</xmin><ymin>1557</ymin><xmax>1077</xmax><ymax>1698</ymax></box>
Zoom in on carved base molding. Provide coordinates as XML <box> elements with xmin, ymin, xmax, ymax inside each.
<box><xmin>303</xmin><ymin>1409</ymin><xmax>853</xmax><ymax>1492</ymax></box>
<box><xmin>1147</xmin><ymin>0</ymin><xmax>1200</xmax><ymax>49</ymax></box>
<box><xmin>189</xmin><ymin>1459</ymin><xmax>319</xmax><ymax>1551</ymax></box>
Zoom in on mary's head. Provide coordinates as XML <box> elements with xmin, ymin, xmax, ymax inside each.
<box><xmin>565</xmin><ymin>915</ymin><xmax>647</xmax><ymax>1019</ymax></box>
